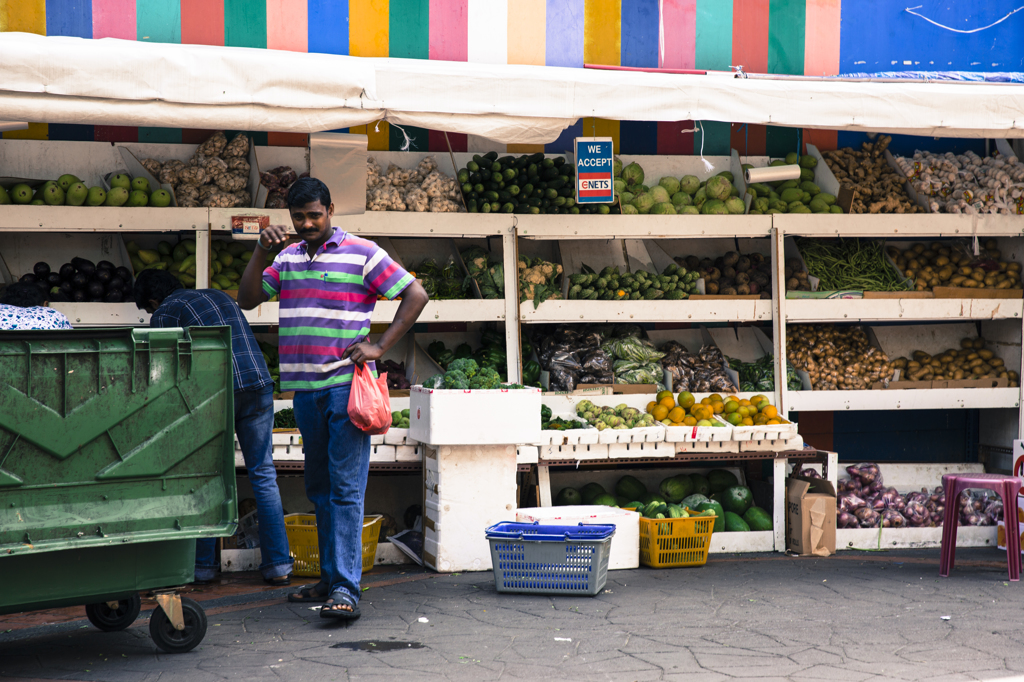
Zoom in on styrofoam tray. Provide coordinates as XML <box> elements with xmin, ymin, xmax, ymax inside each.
<box><xmin>370</xmin><ymin>445</ymin><xmax>396</xmax><ymax>462</ymax></box>
<box><xmin>674</xmin><ymin>439</ymin><xmax>741</xmax><ymax>454</ymax></box>
<box><xmin>608</xmin><ymin>441</ymin><xmax>676</xmax><ymax>459</ymax></box>
<box><xmin>539</xmin><ymin>444</ymin><xmax>609</xmax><ymax>461</ymax></box>
<box><xmin>384</xmin><ymin>428</ymin><xmax>419</xmax><ymax>446</ymax></box>
<box><xmin>517</xmin><ymin>446</ymin><xmax>539</xmax><ymax>464</ymax></box>
<box><xmin>730</xmin><ymin>420</ymin><xmax>798</xmax><ymax>441</ymax></box>
<box><xmin>738</xmin><ymin>434</ymin><xmax>804</xmax><ymax>452</ymax></box>
<box><xmin>597</xmin><ymin>425</ymin><xmax>666</xmax><ymax>444</ymax></box>
<box><xmin>537</xmin><ymin>427</ymin><xmax>600</xmax><ymax>446</ymax></box>
<box><xmin>395</xmin><ymin>444</ymin><xmax>423</xmax><ymax>462</ymax></box>
<box><xmin>663</xmin><ymin>416</ymin><xmax>734</xmax><ymax>443</ymax></box>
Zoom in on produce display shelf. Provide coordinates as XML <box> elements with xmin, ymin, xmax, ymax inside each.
<box><xmin>785</xmin><ymin>298</ymin><xmax>1024</xmax><ymax>323</ymax></box>
<box><xmin>516</xmin><ymin>214</ymin><xmax>773</xmax><ymax>240</ymax></box>
<box><xmin>241</xmin><ymin>461</ymin><xmax>424</xmax><ymax>474</ymax></box>
<box><xmin>241</xmin><ymin>299</ymin><xmax>506</xmax><ymax>326</ymax></box>
<box><xmin>774</xmin><ymin>212</ymin><xmax>1024</xmax><ymax>238</ymax></box>
<box><xmin>786</xmin><ymin>387</ymin><xmax>1020</xmax><ymax>412</ymax></box>
<box><xmin>50</xmin><ymin>302</ymin><xmax>151</xmax><ymax>327</ymax></box>
<box><xmin>209</xmin><ymin>209</ymin><xmax>515</xmax><ymax>239</ymax></box>
<box><xmin>535</xmin><ymin>448</ymin><xmax>825</xmax><ymax>467</ymax></box>
<box><xmin>0</xmin><ymin>205</ymin><xmax>211</xmax><ymax>233</ymax></box>
<box><xmin>836</xmin><ymin>524</ymin><xmax>997</xmax><ymax>551</ymax></box>
<box><xmin>521</xmin><ymin>299</ymin><xmax>772</xmax><ymax>323</ymax></box>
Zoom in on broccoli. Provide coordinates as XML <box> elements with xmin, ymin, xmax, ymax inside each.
<box><xmin>442</xmin><ymin>369</ymin><xmax>470</xmax><ymax>389</ymax></box>
<box><xmin>447</xmin><ymin>358</ymin><xmax>479</xmax><ymax>379</ymax></box>
<box><xmin>423</xmin><ymin>374</ymin><xmax>445</xmax><ymax>389</ymax></box>
<box><xmin>469</xmin><ymin>367</ymin><xmax>502</xmax><ymax>389</ymax></box>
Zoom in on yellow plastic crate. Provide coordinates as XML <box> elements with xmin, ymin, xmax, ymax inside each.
<box><xmin>284</xmin><ymin>513</ymin><xmax>383</xmax><ymax>577</ymax></box>
<box><xmin>638</xmin><ymin>513</ymin><xmax>715</xmax><ymax>568</ymax></box>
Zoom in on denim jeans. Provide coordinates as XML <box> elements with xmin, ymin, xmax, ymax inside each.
<box><xmin>195</xmin><ymin>385</ymin><xmax>294</xmax><ymax>581</ymax></box>
<box><xmin>293</xmin><ymin>383</ymin><xmax>370</xmax><ymax>602</ymax></box>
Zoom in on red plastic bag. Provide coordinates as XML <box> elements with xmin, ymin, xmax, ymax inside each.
<box><xmin>348</xmin><ymin>363</ymin><xmax>391</xmax><ymax>435</ymax></box>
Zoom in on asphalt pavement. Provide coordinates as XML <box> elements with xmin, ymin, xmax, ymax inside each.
<box><xmin>2</xmin><ymin>548</ymin><xmax>1024</xmax><ymax>682</ymax></box>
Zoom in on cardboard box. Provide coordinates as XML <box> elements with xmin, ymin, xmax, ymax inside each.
<box><xmin>786</xmin><ymin>475</ymin><xmax>836</xmax><ymax>557</ymax></box>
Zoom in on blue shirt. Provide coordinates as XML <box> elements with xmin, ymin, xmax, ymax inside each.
<box><xmin>150</xmin><ymin>289</ymin><xmax>272</xmax><ymax>393</ymax></box>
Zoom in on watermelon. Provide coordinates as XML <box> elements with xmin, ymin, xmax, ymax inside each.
<box><xmin>721</xmin><ymin>486</ymin><xmax>754</xmax><ymax>515</ymax></box>
<box><xmin>555</xmin><ymin>487</ymin><xmax>581</xmax><ymax>506</ymax></box>
<box><xmin>724</xmin><ymin>511</ymin><xmax>750</xmax><ymax>532</ymax></box>
<box><xmin>659</xmin><ymin>475</ymin><xmax>692</xmax><ymax>503</ymax></box>
<box><xmin>707</xmin><ymin>469</ymin><xmax>739</xmax><ymax>493</ymax></box>
<box><xmin>689</xmin><ymin>473</ymin><xmax>710</xmax><ymax>496</ymax></box>
<box><xmin>580</xmin><ymin>482</ymin><xmax>607</xmax><ymax>504</ymax></box>
<box><xmin>615</xmin><ymin>475</ymin><xmax>647</xmax><ymax>501</ymax></box>
<box><xmin>743</xmin><ymin>506</ymin><xmax>773</xmax><ymax>531</ymax></box>
<box><xmin>680</xmin><ymin>493</ymin><xmax>709</xmax><ymax>510</ymax></box>
<box><xmin>642</xmin><ymin>492</ymin><xmax>667</xmax><ymax>506</ymax></box>
<box><xmin>591</xmin><ymin>493</ymin><xmax>618</xmax><ymax>507</ymax></box>
<box><xmin>696</xmin><ymin>501</ymin><xmax>725</xmax><ymax>533</ymax></box>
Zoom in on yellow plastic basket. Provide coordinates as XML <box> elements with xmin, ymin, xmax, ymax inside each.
<box><xmin>284</xmin><ymin>513</ymin><xmax>383</xmax><ymax>577</ymax></box>
<box><xmin>638</xmin><ymin>513</ymin><xmax>715</xmax><ymax>568</ymax></box>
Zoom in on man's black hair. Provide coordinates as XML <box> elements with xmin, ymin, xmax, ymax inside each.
<box><xmin>0</xmin><ymin>282</ymin><xmax>47</xmax><ymax>308</ymax></box>
<box><xmin>286</xmin><ymin>176</ymin><xmax>331</xmax><ymax>209</ymax></box>
<box><xmin>133</xmin><ymin>269</ymin><xmax>184</xmax><ymax>310</ymax></box>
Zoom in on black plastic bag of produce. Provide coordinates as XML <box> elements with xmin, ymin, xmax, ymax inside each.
<box><xmin>581</xmin><ymin>349</ymin><xmax>612</xmax><ymax>375</ymax></box>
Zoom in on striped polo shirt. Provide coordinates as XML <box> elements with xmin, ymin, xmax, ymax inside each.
<box><xmin>262</xmin><ymin>227</ymin><xmax>414</xmax><ymax>391</ymax></box>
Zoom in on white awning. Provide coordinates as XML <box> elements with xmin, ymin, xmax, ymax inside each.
<box><xmin>1</xmin><ymin>33</ymin><xmax>1023</xmax><ymax>144</ymax></box>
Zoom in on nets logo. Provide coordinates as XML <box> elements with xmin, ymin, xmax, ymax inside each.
<box><xmin>578</xmin><ymin>174</ymin><xmax>612</xmax><ymax>197</ymax></box>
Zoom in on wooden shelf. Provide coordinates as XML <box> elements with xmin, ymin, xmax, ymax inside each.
<box><xmin>242</xmin><ymin>298</ymin><xmax>506</xmax><ymax>326</ymax></box>
<box><xmin>521</xmin><ymin>299</ymin><xmax>772</xmax><ymax>323</ymax></box>
<box><xmin>0</xmin><ymin>206</ymin><xmax>209</xmax><ymax>233</ymax></box>
<box><xmin>786</xmin><ymin>387</ymin><xmax>1020</xmax><ymax>412</ymax></box>
<box><xmin>785</xmin><ymin>298</ymin><xmax>1023</xmax><ymax>323</ymax></box>
<box><xmin>516</xmin><ymin>214</ymin><xmax>773</xmax><ymax>239</ymax></box>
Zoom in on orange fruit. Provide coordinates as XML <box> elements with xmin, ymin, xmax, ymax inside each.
<box><xmin>656</xmin><ymin>390</ymin><xmax>673</xmax><ymax>403</ymax></box>
<box><xmin>683</xmin><ymin>415</ymin><xmax>697</xmax><ymax>426</ymax></box>
<box><xmin>767</xmin><ymin>418</ymin><xmax>781</xmax><ymax>425</ymax></box>
<box><xmin>659</xmin><ymin>395</ymin><xmax>676</xmax><ymax>409</ymax></box>
<box><xmin>742</xmin><ymin>417</ymin><xmax>754</xmax><ymax>426</ymax></box>
<box><xmin>726</xmin><ymin>412</ymin><xmax>743</xmax><ymax>426</ymax></box>
<box><xmin>646</xmin><ymin>401</ymin><xmax>658</xmax><ymax>414</ymax></box>
<box><xmin>653</xmin><ymin>404</ymin><xmax>669</xmax><ymax>421</ymax></box>
<box><xmin>711</xmin><ymin>401</ymin><xmax>725</xmax><ymax>414</ymax></box>
<box><xmin>763</xmin><ymin>405</ymin><xmax>778</xmax><ymax>419</ymax></box>
<box><xmin>700</xmin><ymin>397</ymin><xmax>712</xmax><ymax>406</ymax></box>
<box><xmin>739</xmin><ymin>399</ymin><xmax>751</xmax><ymax>406</ymax></box>
<box><xmin>709</xmin><ymin>393</ymin><xmax>723</xmax><ymax>403</ymax></box>
<box><xmin>751</xmin><ymin>394</ymin><xmax>768</xmax><ymax>405</ymax></box>
<box><xmin>723</xmin><ymin>401</ymin><xmax>739</xmax><ymax>414</ymax></box>
<box><xmin>668</xmin><ymin>406</ymin><xmax>685</xmax><ymax>423</ymax></box>
<box><xmin>677</xmin><ymin>392</ymin><xmax>695</xmax><ymax>409</ymax></box>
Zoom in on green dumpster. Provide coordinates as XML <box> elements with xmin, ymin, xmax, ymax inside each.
<box><xmin>0</xmin><ymin>327</ymin><xmax>237</xmax><ymax>652</ymax></box>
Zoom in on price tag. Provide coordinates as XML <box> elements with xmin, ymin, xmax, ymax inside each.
<box><xmin>232</xmin><ymin>215</ymin><xmax>269</xmax><ymax>235</ymax></box>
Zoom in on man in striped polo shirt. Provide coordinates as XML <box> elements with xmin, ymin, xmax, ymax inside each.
<box><xmin>238</xmin><ymin>177</ymin><xmax>428</xmax><ymax>620</ymax></box>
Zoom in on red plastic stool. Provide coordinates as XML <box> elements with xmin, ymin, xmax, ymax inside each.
<box><xmin>939</xmin><ymin>473</ymin><xmax>1023</xmax><ymax>581</ymax></box>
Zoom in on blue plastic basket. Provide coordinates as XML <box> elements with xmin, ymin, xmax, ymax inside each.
<box><xmin>485</xmin><ymin>522</ymin><xmax>616</xmax><ymax>596</ymax></box>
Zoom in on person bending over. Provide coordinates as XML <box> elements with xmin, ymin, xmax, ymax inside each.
<box><xmin>0</xmin><ymin>282</ymin><xmax>74</xmax><ymax>330</ymax></box>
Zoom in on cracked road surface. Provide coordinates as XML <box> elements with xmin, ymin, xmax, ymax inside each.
<box><xmin>2</xmin><ymin>549</ymin><xmax>1024</xmax><ymax>682</ymax></box>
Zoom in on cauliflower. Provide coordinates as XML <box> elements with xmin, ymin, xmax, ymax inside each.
<box><xmin>442</xmin><ymin>369</ymin><xmax>470</xmax><ymax>390</ymax></box>
<box><xmin>522</xmin><ymin>267</ymin><xmax>546</xmax><ymax>285</ymax></box>
<box><xmin>447</xmin><ymin>358</ymin><xmax>479</xmax><ymax>379</ymax></box>
<box><xmin>469</xmin><ymin>367</ymin><xmax>501</xmax><ymax>389</ymax></box>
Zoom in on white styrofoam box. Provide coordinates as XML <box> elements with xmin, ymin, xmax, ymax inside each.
<box><xmin>516</xmin><ymin>505</ymin><xmax>640</xmax><ymax>570</ymax></box>
<box><xmin>409</xmin><ymin>386</ymin><xmax>541</xmax><ymax>445</ymax></box>
<box><xmin>608</xmin><ymin>441</ymin><xmax>676</xmax><ymax>459</ymax></box>
<box><xmin>837</xmin><ymin>461</ymin><xmax>984</xmax><ymax>491</ymax></box>
<box><xmin>675</xmin><ymin>439</ymin><xmax>741</xmax><ymax>455</ymax></box>
<box><xmin>221</xmin><ymin>548</ymin><xmax>261</xmax><ymax>572</ymax></box>
<box><xmin>517</xmin><ymin>446</ymin><xmax>539</xmax><ymax>464</ymax></box>
<box><xmin>422</xmin><ymin>444</ymin><xmax>518</xmax><ymax>572</ymax></box>
<box><xmin>739</xmin><ymin>434</ymin><xmax>804</xmax><ymax>452</ymax></box>
<box><xmin>370</xmin><ymin>434</ymin><xmax>385</xmax><ymax>446</ymax></box>
<box><xmin>540</xmin><ymin>443</ymin><xmax>609</xmax><ymax>461</ymax></box>
<box><xmin>708</xmin><ymin>530</ymin><xmax>775</xmax><ymax>554</ymax></box>
<box><xmin>536</xmin><ymin>427</ymin><xmax>600</xmax><ymax>446</ymax></box>
<box><xmin>663</xmin><ymin>415</ymin><xmax>734</xmax><ymax>443</ymax></box>
<box><xmin>240</xmin><ymin>432</ymin><xmax>304</xmax><ymax>462</ymax></box>
<box><xmin>395</xmin><ymin>445</ymin><xmax>422</xmax><ymax>462</ymax></box>
<box><xmin>838</xmin><ymin>525</ymin><xmax>997</xmax><ymax>551</ymax></box>
<box><xmin>370</xmin><ymin>445</ymin><xmax>397</xmax><ymax>462</ymax></box>
<box><xmin>597</xmin><ymin>425</ymin><xmax>666</xmax><ymax>444</ymax></box>
<box><xmin>730</xmin><ymin>419</ymin><xmax>799</xmax><ymax>442</ymax></box>
<box><xmin>384</xmin><ymin>428</ymin><xmax>418</xmax><ymax>446</ymax></box>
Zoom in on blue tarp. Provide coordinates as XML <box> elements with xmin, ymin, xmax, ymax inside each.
<box><xmin>837</xmin><ymin>71</ymin><xmax>1024</xmax><ymax>83</ymax></box>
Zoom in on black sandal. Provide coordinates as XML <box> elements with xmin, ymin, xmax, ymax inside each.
<box><xmin>287</xmin><ymin>583</ymin><xmax>329</xmax><ymax>603</ymax></box>
<box><xmin>264</xmin><ymin>575</ymin><xmax>291</xmax><ymax>587</ymax></box>
<box><xmin>320</xmin><ymin>591</ymin><xmax>360</xmax><ymax>620</ymax></box>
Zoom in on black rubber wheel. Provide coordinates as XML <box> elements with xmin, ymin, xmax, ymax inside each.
<box><xmin>85</xmin><ymin>594</ymin><xmax>142</xmax><ymax>632</ymax></box>
<box><xmin>148</xmin><ymin>596</ymin><xmax>207</xmax><ymax>654</ymax></box>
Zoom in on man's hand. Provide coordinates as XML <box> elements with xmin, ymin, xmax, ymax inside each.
<box><xmin>259</xmin><ymin>225</ymin><xmax>291</xmax><ymax>250</ymax></box>
<box><xmin>343</xmin><ymin>341</ymin><xmax>385</xmax><ymax>366</ymax></box>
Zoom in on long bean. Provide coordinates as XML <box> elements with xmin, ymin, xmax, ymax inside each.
<box><xmin>797</xmin><ymin>238</ymin><xmax>908</xmax><ymax>292</ymax></box>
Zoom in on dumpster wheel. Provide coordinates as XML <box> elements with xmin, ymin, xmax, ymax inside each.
<box><xmin>85</xmin><ymin>594</ymin><xmax>142</xmax><ymax>632</ymax></box>
<box><xmin>149</xmin><ymin>595</ymin><xmax>207</xmax><ymax>654</ymax></box>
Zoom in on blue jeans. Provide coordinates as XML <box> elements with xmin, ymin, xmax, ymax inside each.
<box><xmin>293</xmin><ymin>383</ymin><xmax>370</xmax><ymax>602</ymax></box>
<box><xmin>196</xmin><ymin>385</ymin><xmax>294</xmax><ymax>581</ymax></box>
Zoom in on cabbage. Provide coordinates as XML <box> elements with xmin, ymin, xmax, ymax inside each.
<box><xmin>671</xmin><ymin>191</ymin><xmax>692</xmax><ymax>207</ymax></box>
<box><xmin>679</xmin><ymin>205</ymin><xmax>699</xmax><ymax>215</ymax></box>
<box><xmin>650</xmin><ymin>202</ymin><xmax>677</xmax><ymax>215</ymax></box>
<box><xmin>620</xmin><ymin>191</ymin><xmax>635</xmax><ymax>205</ymax></box>
<box><xmin>705</xmin><ymin>175</ymin><xmax>732</xmax><ymax>201</ymax></box>
<box><xmin>613</xmin><ymin>179</ymin><xmax>626</xmax><ymax>193</ymax></box>
<box><xmin>620</xmin><ymin>203</ymin><xmax>639</xmax><ymax>214</ymax></box>
<box><xmin>633</xmin><ymin>191</ymin><xmax>655</xmax><ymax>213</ymax></box>
<box><xmin>679</xmin><ymin>174</ymin><xmax>700</xmax><ymax>194</ymax></box>
<box><xmin>613</xmin><ymin>156</ymin><xmax>623</xmax><ymax>178</ymax></box>
<box><xmin>621</xmin><ymin>161</ymin><xmax>645</xmax><ymax>186</ymax></box>
<box><xmin>658</xmin><ymin>176</ymin><xmax>681</xmax><ymax>196</ymax></box>
<box><xmin>693</xmin><ymin>186</ymin><xmax>707</xmax><ymax>210</ymax></box>
<box><xmin>725</xmin><ymin>196</ymin><xmax>746</xmax><ymax>214</ymax></box>
<box><xmin>649</xmin><ymin>185</ymin><xmax>670</xmax><ymax>204</ymax></box>
<box><xmin>702</xmin><ymin>199</ymin><xmax>728</xmax><ymax>215</ymax></box>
